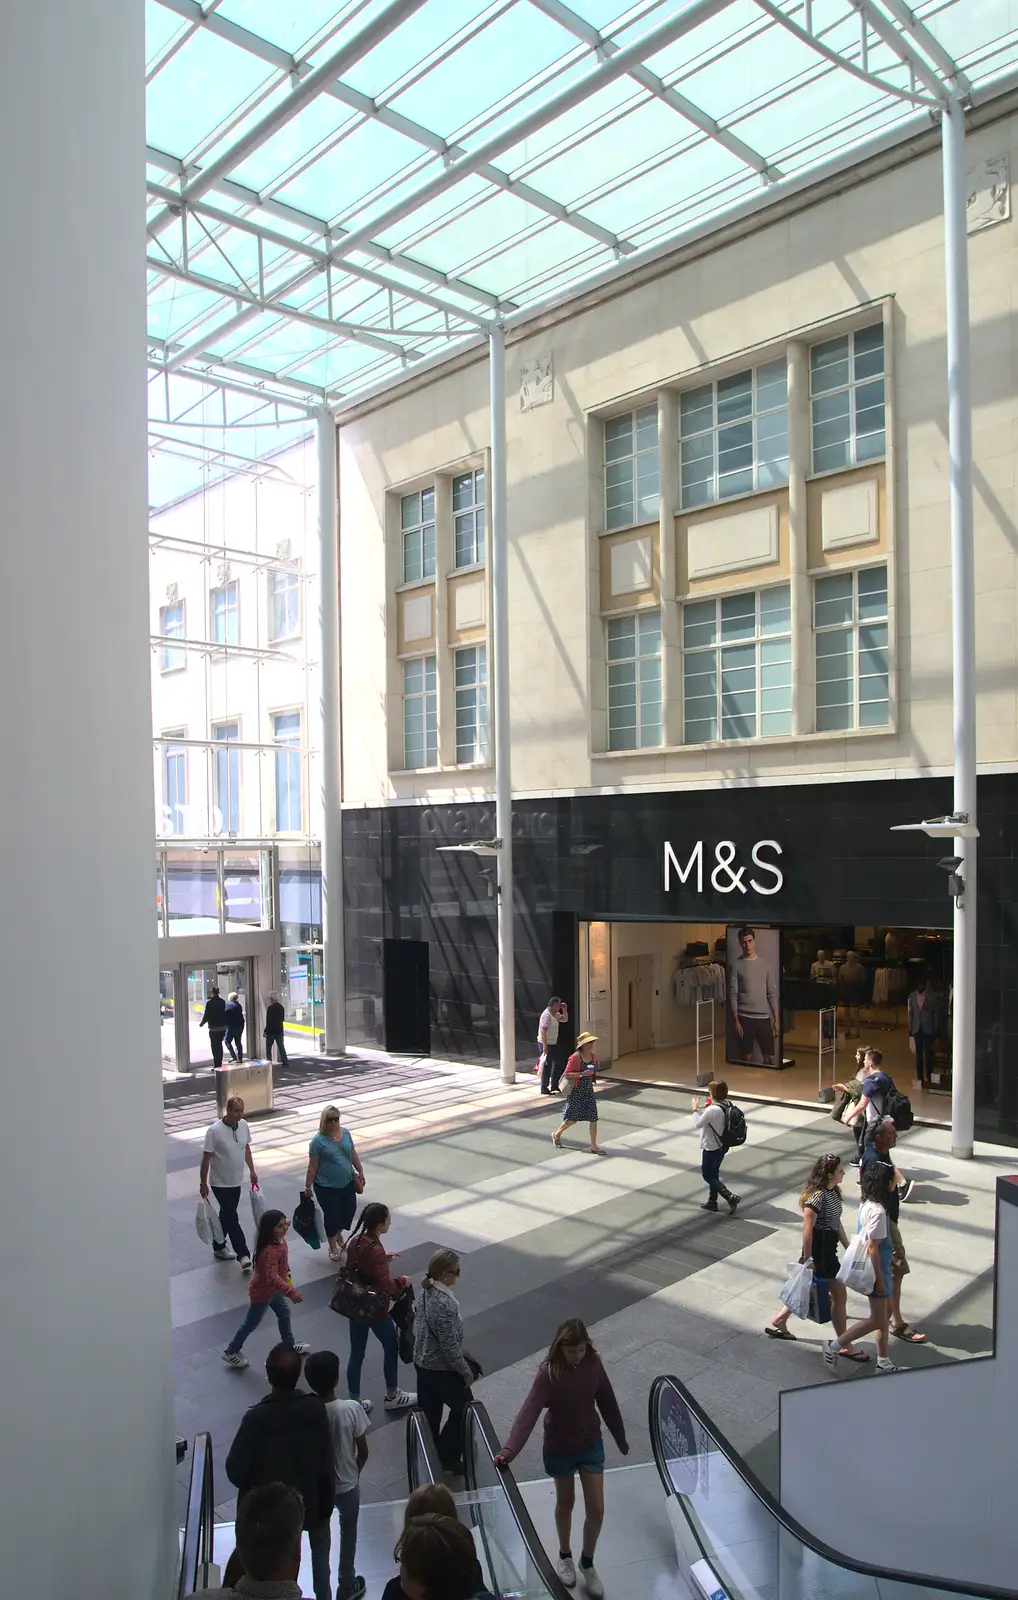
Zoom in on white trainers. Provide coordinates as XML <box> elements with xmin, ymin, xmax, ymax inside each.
<box><xmin>581</xmin><ymin>1564</ymin><xmax>604</xmax><ymax>1599</ymax></box>
<box><xmin>213</xmin><ymin>1246</ymin><xmax>236</xmax><ymax>1262</ymax></box>
<box><xmin>292</xmin><ymin>1342</ymin><xmax>311</xmax><ymax>1356</ymax></box>
<box><xmin>221</xmin><ymin>1350</ymin><xmax>248</xmax><ymax>1369</ymax></box>
<box><xmin>823</xmin><ymin>1339</ymin><xmax>840</xmax><ymax>1370</ymax></box>
<box><xmin>383</xmin><ymin>1389</ymin><xmax>417</xmax><ymax>1410</ymax></box>
<box><xmin>357</xmin><ymin>1398</ymin><xmax>373</xmax><ymax>1414</ymax></box>
<box><xmin>237</xmin><ymin>1255</ymin><xmax>252</xmax><ymax>1272</ymax></box>
<box><xmin>876</xmin><ymin>1357</ymin><xmax>903</xmax><ymax>1373</ymax></box>
<box><xmin>557</xmin><ymin>1557</ymin><xmax>577</xmax><ymax>1588</ymax></box>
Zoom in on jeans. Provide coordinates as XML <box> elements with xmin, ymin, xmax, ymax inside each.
<box><xmin>416</xmin><ymin>1366</ymin><xmax>470</xmax><ymax>1468</ymax></box>
<box><xmin>226</xmin><ymin>1028</ymin><xmax>244</xmax><ymax>1062</ymax></box>
<box><xmin>308</xmin><ymin>1488</ymin><xmax>360</xmax><ymax>1600</ymax></box>
<box><xmin>210</xmin><ymin>1184</ymin><xmax>249</xmax><ymax>1259</ymax></box>
<box><xmin>265</xmin><ymin>1030</ymin><xmax>289</xmax><ymax>1065</ymax></box>
<box><xmin>540</xmin><ymin>1043</ymin><xmax>565</xmax><ymax>1093</ymax></box>
<box><xmin>914</xmin><ymin>1030</ymin><xmax>935</xmax><ymax>1082</ymax></box>
<box><xmin>701</xmin><ymin>1146</ymin><xmax>734</xmax><ymax>1202</ymax></box>
<box><xmin>347</xmin><ymin>1314</ymin><xmax>399</xmax><ymax>1397</ymax></box>
<box><xmin>226</xmin><ymin>1292</ymin><xmax>293</xmax><ymax>1355</ymax></box>
<box><xmin>208</xmin><ymin>1027</ymin><xmax>226</xmax><ymax>1068</ymax></box>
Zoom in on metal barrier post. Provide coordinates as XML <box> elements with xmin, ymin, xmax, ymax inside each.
<box><xmin>817</xmin><ymin>1006</ymin><xmax>837</xmax><ymax>1102</ymax></box>
<box><xmin>695</xmin><ymin>999</ymin><xmax>715</xmax><ymax>1088</ymax></box>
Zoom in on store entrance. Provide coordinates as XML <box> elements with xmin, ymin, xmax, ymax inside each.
<box><xmin>161</xmin><ymin>958</ymin><xmax>254</xmax><ymax>1074</ymax></box>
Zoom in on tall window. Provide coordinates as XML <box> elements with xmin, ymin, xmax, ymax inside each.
<box><xmin>160</xmin><ymin>601</ymin><xmax>185</xmax><ymax>672</ymax></box>
<box><xmin>273</xmin><ymin>712</ymin><xmax>302</xmax><ymax>832</ymax></box>
<box><xmin>606</xmin><ymin>610</ymin><xmax>662</xmax><ymax>751</ymax></box>
<box><xmin>403</xmin><ymin>656</ymin><xmax>437</xmax><ymax>769</ymax></box>
<box><xmin>269</xmin><ymin>568</ymin><xmax>300</xmax><ymax>641</ymax></box>
<box><xmin>214</xmin><ymin>722</ymin><xmax>240</xmax><ymax>835</ymax></box>
<box><xmin>454</xmin><ymin>645</ymin><xmax>488</xmax><ymax>764</ymax></box>
<box><xmin>814</xmin><ymin>565</ymin><xmax>889</xmax><ymax>730</ymax></box>
<box><xmin>164</xmin><ymin>734</ymin><xmax>187</xmax><ymax>835</ymax></box>
<box><xmin>683</xmin><ymin>584</ymin><xmax>792</xmax><ymax>743</ymax></box>
<box><xmin>605</xmin><ymin>405</ymin><xmax>659</xmax><ymax>530</ymax></box>
<box><xmin>453</xmin><ymin>470</ymin><xmax>486</xmax><ymax>568</ymax></box>
<box><xmin>679</xmin><ymin>359</ymin><xmax>788</xmax><ymax>510</ymax></box>
<box><xmin>401</xmin><ymin>489</ymin><xmax>436</xmax><ymax>583</ymax></box>
<box><xmin>810</xmin><ymin>324</ymin><xmax>885</xmax><ymax>473</ymax></box>
<box><xmin>210</xmin><ymin>581</ymin><xmax>238</xmax><ymax>646</ymax></box>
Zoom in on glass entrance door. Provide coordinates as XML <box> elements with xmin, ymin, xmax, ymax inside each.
<box><xmin>186</xmin><ymin>965</ymin><xmax>219</xmax><ymax>1068</ymax></box>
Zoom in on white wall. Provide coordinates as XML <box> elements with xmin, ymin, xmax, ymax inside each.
<box><xmin>0</xmin><ymin>3</ymin><xmax>176</xmax><ymax>1593</ymax></box>
<box><xmin>779</xmin><ymin>1181</ymin><xmax>1018</xmax><ymax>1588</ymax></box>
<box><xmin>608</xmin><ymin>922</ymin><xmax>726</xmax><ymax>1058</ymax></box>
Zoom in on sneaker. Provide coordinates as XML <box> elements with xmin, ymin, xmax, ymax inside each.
<box><xmin>581</xmin><ymin>1564</ymin><xmax>604</xmax><ymax>1599</ymax></box>
<box><xmin>213</xmin><ymin>1246</ymin><xmax>236</xmax><ymax>1262</ymax></box>
<box><xmin>727</xmin><ymin>1194</ymin><xmax>741</xmax><ymax>1216</ymax></box>
<box><xmin>900</xmin><ymin>1180</ymin><xmax>918</xmax><ymax>1202</ymax></box>
<box><xmin>383</xmin><ymin>1389</ymin><xmax>417</xmax><ymax>1411</ymax></box>
<box><xmin>237</xmin><ymin>1255</ymin><xmax>252</xmax><ymax>1272</ymax></box>
<box><xmin>557</xmin><ymin>1557</ymin><xmax>577</xmax><ymax>1588</ymax></box>
<box><xmin>292</xmin><ymin>1342</ymin><xmax>311</xmax><ymax>1356</ymax></box>
<box><xmin>700</xmin><ymin>1199</ymin><xmax>718</xmax><ymax>1212</ymax></box>
<box><xmin>221</xmin><ymin>1350</ymin><xmax>248</xmax><ymax>1369</ymax></box>
<box><xmin>337</xmin><ymin>1578</ymin><xmax>367</xmax><ymax>1600</ymax></box>
<box><xmin>823</xmin><ymin>1339</ymin><xmax>840</xmax><ymax>1371</ymax></box>
<box><xmin>876</xmin><ymin>1357</ymin><xmax>903</xmax><ymax>1373</ymax></box>
<box><xmin>353</xmin><ymin>1397</ymin><xmax>372</xmax><ymax>1414</ymax></box>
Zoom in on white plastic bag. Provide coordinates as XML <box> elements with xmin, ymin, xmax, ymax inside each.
<box><xmin>250</xmin><ymin>1183</ymin><xmax>266</xmax><ymax>1227</ymax></box>
<box><xmin>779</xmin><ymin>1259</ymin><xmax>814</xmax><ymax>1321</ymax></box>
<box><xmin>837</xmin><ymin>1234</ymin><xmax>875</xmax><ymax>1295</ymax></box>
<box><xmin>195</xmin><ymin>1198</ymin><xmax>225</xmax><ymax>1247</ymax></box>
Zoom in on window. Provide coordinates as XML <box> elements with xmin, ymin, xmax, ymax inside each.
<box><xmin>210</xmin><ymin>581</ymin><xmax>238</xmax><ymax>646</ymax></box>
<box><xmin>164</xmin><ymin>735</ymin><xmax>187</xmax><ymax>835</ymax></box>
<box><xmin>814</xmin><ymin>565</ymin><xmax>889</xmax><ymax>730</ymax></box>
<box><xmin>606</xmin><ymin>610</ymin><xmax>662</xmax><ymax>751</ymax></box>
<box><xmin>810</xmin><ymin>323</ymin><xmax>885</xmax><ymax>473</ymax></box>
<box><xmin>159</xmin><ymin>601</ymin><xmax>185</xmax><ymax>672</ymax></box>
<box><xmin>454</xmin><ymin>645</ymin><xmax>488</xmax><ymax>763</ymax></box>
<box><xmin>403</xmin><ymin>656</ymin><xmax>437</xmax><ymax>769</ymax></box>
<box><xmin>605</xmin><ymin>405</ymin><xmax>659</xmax><ymax>530</ymax></box>
<box><xmin>679</xmin><ymin>359</ymin><xmax>788</xmax><ymax>510</ymax></box>
<box><xmin>453</xmin><ymin>469</ymin><xmax>486</xmax><ymax>568</ymax></box>
<box><xmin>214</xmin><ymin>723</ymin><xmax>240</xmax><ymax>835</ymax></box>
<box><xmin>683</xmin><ymin>585</ymin><xmax>792</xmax><ymax>743</ymax></box>
<box><xmin>401</xmin><ymin>488</ymin><xmax>436</xmax><ymax>583</ymax></box>
<box><xmin>273</xmin><ymin>712</ymin><xmax>302</xmax><ymax>832</ymax></box>
<box><xmin>269</xmin><ymin>568</ymin><xmax>300</xmax><ymax>641</ymax></box>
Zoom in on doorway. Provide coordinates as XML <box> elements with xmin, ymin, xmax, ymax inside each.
<box><xmin>164</xmin><ymin>958</ymin><xmax>254</xmax><ymax>1073</ymax></box>
<box><xmin>383</xmin><ymin>938</ymin><xmax>431</xmax><ymax>1055</ymax></box>
<box><xmin>618</xmin><ymin>954</ymin><xmax>654</xmax><ymax>1056</ymax></box>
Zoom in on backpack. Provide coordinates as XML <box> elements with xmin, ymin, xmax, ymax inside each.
<box><xmin>885</xmin><ymin>1087</ymin><xmax>914</xmax><ymax>1131</ymax></box>
<box><xmin>721</xmin><ymin>1101</ymin><xmax>747</xmax><ymax>1150</ymax></box>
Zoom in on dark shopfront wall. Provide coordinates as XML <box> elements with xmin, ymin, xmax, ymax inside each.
<box><xmin>343</xmin><ymin>773</ymin><xmax>1018</xmax><ymax>1142</ymax></box>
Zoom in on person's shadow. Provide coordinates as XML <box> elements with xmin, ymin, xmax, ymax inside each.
<box><xmin>907</xmin><ymin>1185</ymin><xmax>969</xmax><ymax>1207</ymax></box>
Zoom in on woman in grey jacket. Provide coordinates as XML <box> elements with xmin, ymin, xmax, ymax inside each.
<box><xmin>414</xmin><ymin>1247</ymin><xmax>475</xmax><ymax>1473</ymax></box>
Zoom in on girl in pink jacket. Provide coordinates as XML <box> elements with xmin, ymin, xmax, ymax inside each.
<box><xmin>222</xmin><ymin>1210</ymin><xmax>309</xmax><ymax>1369</ymax></box>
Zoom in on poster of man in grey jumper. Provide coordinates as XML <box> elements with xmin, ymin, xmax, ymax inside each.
<box><xmin>727</xmin><ymin>925</ymin><xmax>781</xmax><ymax>1067</ymax></box>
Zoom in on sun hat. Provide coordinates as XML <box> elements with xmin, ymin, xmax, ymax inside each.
<box><xmin>576</xmin><ymin>1030</ymin><xmax>598</xmax><ymax>1047</ymax></box>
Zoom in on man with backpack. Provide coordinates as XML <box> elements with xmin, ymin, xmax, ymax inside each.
<box><xmin>691</xmin><ymin>1080</ymin><xmax>743</xmax><ymax>1215</ymax></box>
<box><xmin>844</xmin><ymin>1048</ymin><xmax>912</xmax><ymax>1155</ymax></box>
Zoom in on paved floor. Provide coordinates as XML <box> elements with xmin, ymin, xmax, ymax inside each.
<box><xmin>168</xmin><ymin>1051</ymin><xmax>1010</xmax><ymax>1532</ymax></box>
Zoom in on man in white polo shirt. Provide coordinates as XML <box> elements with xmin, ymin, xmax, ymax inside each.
<box><xmin>199</xmin><ymin>1095</ymin><xmax>258</xmax><ymax>1269</ymax></box>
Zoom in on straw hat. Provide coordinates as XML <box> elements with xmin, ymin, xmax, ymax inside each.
<box><xmin>576</xmin><ymin>1030</ymin><xmax>598</xmax><ymax>1048</ymax></box>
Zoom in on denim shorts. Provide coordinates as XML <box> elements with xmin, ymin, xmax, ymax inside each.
<box><xmin>543</xmin><ymin>1439</ymin><xmax>605</xmax><ymax>1479</ymax></box>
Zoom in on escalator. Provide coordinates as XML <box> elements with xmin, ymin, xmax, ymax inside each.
<box><xmin>649</xmin><ymin>1374</ymin><xmax>1018</xmax><ymax>1600</ymax></box>
<box><xmin>461</xmin><ymin>1399</ymin><xmax>572</xmax><ymax>1600</ymax></box>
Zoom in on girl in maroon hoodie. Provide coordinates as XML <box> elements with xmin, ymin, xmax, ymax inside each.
<box><xmin>222</xmin><ymin>1210</ymin><xmax>308</xmax><ymax>1369</ymax></box>
<box><xmin>344</xmin><ymin>1202</ymin><xmax>417</xmax><ymax>1414</ymax></box>
<box><xmin>495</xmin><ymin>1319</ymin><xmax>627</xmax><ymax>1598</ymax></box>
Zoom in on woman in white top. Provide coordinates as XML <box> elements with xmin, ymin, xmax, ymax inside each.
<box><xmin>691</xmin><ymin>1081</ymin><xmax>740</xmax><ymax>1215</ymax></box>
<box><xmin>824</xmin><ymin>1161</ymin><xmax>902</xmax><ymax>1373</ymax></box>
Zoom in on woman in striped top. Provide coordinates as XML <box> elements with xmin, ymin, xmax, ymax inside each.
<box><xmin>765</xmin><ymin>1154</ymin><xmax>869</xmax><ymax>1361</ymax></box>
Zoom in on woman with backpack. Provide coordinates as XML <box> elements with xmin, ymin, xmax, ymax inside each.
<box><xmin>552</xmin><ymin>1032</ymin><xmax>604</xmax><ymax>1155</ymax></box>
<box><xmin>765</xmin><ymin>1153</ymin><xmax>868</xmax><ymax>1361</ymax></box>
<box><xmin>691</xmin><ymin>1081</ymin><xmax>741</xmax><ymax>1215</ymax></box>
<box><xmin>342</xmin><ymin>1202</ymin><xmax>416</xmax><ymax>1414</ymax></box>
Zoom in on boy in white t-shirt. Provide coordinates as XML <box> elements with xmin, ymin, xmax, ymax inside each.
<box><xmin>305</xmin><ymin>1350</ymin><xmax>370</xmax><ymax>1600</ymax></box>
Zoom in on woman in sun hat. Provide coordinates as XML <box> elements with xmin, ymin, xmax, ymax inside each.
<box><xmin>553</xmin><ymin>1032</ymin><xmax>604</xmax><ymax>1155</ymax></box>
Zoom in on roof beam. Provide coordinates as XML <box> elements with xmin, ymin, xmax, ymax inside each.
<box><xmin>847</xmin><ymin>0</ymin><xmax>950</xmax><ymax>99</ymax></box>
<box><xmin>875</xmin><ymin>0</ymin><xmax>970</xmax><ymax>90</ymax></box>
<box><xmin>148</xmin><ymin>345</ymin><xmax>326</xmax><ymax>409</ymax></box>
<box><xmin>751</xmin><ymin>0</ymin><xmax>938</xmax><ymax>106</ymax></box>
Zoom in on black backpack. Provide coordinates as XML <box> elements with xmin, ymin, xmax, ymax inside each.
<box><xmin>721</xmin><ymin>1101</ymin><xmax>747</xmax><ymax>1149</ymax></box>
<box><xmin>885</xmin><ymin>1087</ymin><xmax>914</xmax><ymax>1131</ymax></box>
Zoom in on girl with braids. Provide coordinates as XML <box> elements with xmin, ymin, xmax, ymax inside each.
<box><xmin>343</xmin><ymin>1202</ymin><xmax>416</xmax><ymax>1413</ymax></box>
<box><xmin>765</xmin><ymin>1153</ymin><xmax>869</xmax><ymax>1362</ymax></box>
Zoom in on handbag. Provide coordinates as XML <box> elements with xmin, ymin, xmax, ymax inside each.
<box><xmin>292</xmin><ymin>1192</ymin><xmax>322</xmax><ymax>1250</ymax></box>
<box><xmin>330</xmin><ymin>1267</ymin><xmax>390</xmax><ymax>1324</ymax></box>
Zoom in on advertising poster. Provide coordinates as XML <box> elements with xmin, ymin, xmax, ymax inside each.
<box><xmin>658</xmin><ymin>1386</ymin><xmax>701</xmax><ymax>1496</ymax></box>
<box><xmin>726</xmin><ymin>925</ymin><xmax>781</xmax><ymax>1068</ymax></box>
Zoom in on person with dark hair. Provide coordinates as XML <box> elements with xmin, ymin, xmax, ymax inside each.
<box><xmin>396</xmin><ymin>1514</ymin><xmax>493</xmax><ymax>1600</ymax></box>
<box><xmin>264</xmin><ymin>993</ymin><xmax>289</xmax><ymax>1065</ymax></box>
<box><xmin>200</xmin><ymin>983</ymin><xmax>229</xmax><ymax>1069</ymax></box>
<box><xmin>379</xmin><ymin>1489</ymin><xmax>491</xmax><ymax>1600</ymax></box>
<box><xmin>225</xmin><ymin>991</ymin><xmax>246</xmax><ymax>1062</ymax></box>
<box><xmin>415</xmin><ymin>1248</ymin><xmax>475</xmax><ymax>1474</ymax></box>
<box><xmin>844</xmin><ymin>1046</ymin><xmax>893</xmax><ymax>1153</ymax></box>
<box><xmin>343</xmin><ymin>1203</ymin><xmax>416</xmax><ymax>1413</ymax></box>
<box><xmin>538</xmin><ymin>996</ymin><xmax>568</xmax><ymax>1095</ymax></box>
<box><xmin>222</xmin><ymin>1211</ymin><xmax>309</xmax><ymax>1369</ymax></box>
<box><xmin>730</xmin><ymin>927</ymin><xmax>778</xmax><ymax>1065</ymax></box>
<box><xmin>188</xmin><ymin>1482</ymin><xmax>306</xmax><ymax>1598</ymax></box>
<box><xmin>861</xmin><ymin>1118</ymin><xmax>926</xmax><ymax>1346</ymax></box>
<box><xmin>691</xmin><ymin>1081</ymin><xmax>740</xmax><ymax>1215</ymax></box>
<box><xmin>304</xmin><ymin>1350</ymin><xmax>369</xmax><ymax>1600</ymax></box>
<box><xmin>766</xmin><ymin>1153</ymin><xmax>868</xmax><ymax>1361</ymax></box>
<box><xmin>824</xmin><ymin>1161</ymin><xmax>903</xmax><ymax>1374</ymax></box>
<box><xmin>494</xmin><ymin>1319</ymin><xmax>628</xmax><ymax>1597</ymax></box>
<box><xmin>226</xmin><ymin>1347</ymin><xmax>334</xmax><ymax>1588</ymax></box>
<box><xmin>200</xmin><ymin>1095</ymin><xmax>257</xmax><ymax>1269</ymax></box>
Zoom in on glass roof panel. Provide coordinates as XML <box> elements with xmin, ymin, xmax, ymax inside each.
<box><xmin>146</xmin><ymin>30</ymin><xmax>275</xmax><ymax>157</ymax></box>
<box><xmin>213</xmin><ymin>0</ymin><xmax>354</xmax><ymax>52</ymax></box>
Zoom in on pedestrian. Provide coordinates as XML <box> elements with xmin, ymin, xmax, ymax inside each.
<box><xmin>225</xmin><ymin>991</ymin><xmax>246</xmax><ymax>1062</ymax></box>
<box><xmin>343</xmin><ymin>1202</ymin><xmax>417</xmax><ymax>1414</ymax></box>
<box><xmin>187</xmin><ymin>1482</ymin><xmax>307</xmax><ymax>1599</ymax></box>
<box><xmin>265</xmin><ymin>992</ymin><xmax>289</xmax><ymax>1065</ymax></box>
<box><xmin>553</xmin><ymin>1032</ymin><xmax>603</xmax><ymax>1155</ymax></box>
<box><xmin>415</xmin><ymin>1248</ymin><xmax>475</xmax><ymax>1474</ymax></box>
<box><xmin>495</xmin><ymin>1318</ymin><xmax>628</xmax><ymax>1598</ymax></box>
<box><xmin>765</xmin><ymin>1153</ymin><xmax>869</xmax><ymax>1362</ymax></box>
<box><xmin>222</xmin><ymin>1211</ymin><xmax>310</xmax><ymax>1369</ymax></box>
<box><xmin>861</xmin><ymin>1117</ymin><xmax>926</xmax><ymax>1346</ymax></box>
<box><xmin>844</xmin><ymin>1048</ymin><xmax>894</xmax><ymax>1153</ymax></box>
<box><xmin>538</xmin><ymin>997</ymin><xmax>568</xmax><ymax>1095</ymax></box>
<box><xmin>908</xmin><ymin>978</ymin><xmax>942</xmax><ymax>1087</ymax></box>
<box><xmin>226</xmin><ymin>1346</ymin><xmax>334</xmax><ymax>1580</ymax></box>
<box><xmin>395</xmin><ymin>1514</ymin><xmax>495</xmax><ymax>1600</ymax></box>
<box><xmin>824</xmin><ymin>1160</ymin><xmax>903</xmax><ymax>1373</ymax></box>
<box><xmin>200</xmin><ymin>984</ymin><xmax>229</xmax><ymax>1069</ymax></box>
<box><xmin>379</xmin><ymin>1487</ymin><xmax>493</xmax><ymax>1600</ymax></box>
<box><xmin>304</xmin><ymin>1350</ymin><xmax>369</xmax><ymax>1600</ymax></box>
<box><xmin>691</xmin><ymin>1080</ymin><xmax>741</xmax><ymax>1215</ymax></box>
<box><xmin>305</xmin><ymin>1106</ymin><xmax>365</xmax><ymax>1263</ymax></box>
<box><xmin>200</xmin><ymin>1095</ymin><xmax>257</xmax><ymax>1269</ymax></box>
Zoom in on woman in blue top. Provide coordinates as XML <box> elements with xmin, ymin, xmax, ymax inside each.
<box><xmin>304</xmin><ymin>1105</ymin><xmax>365</xmax><ymax>1262</ymax></box>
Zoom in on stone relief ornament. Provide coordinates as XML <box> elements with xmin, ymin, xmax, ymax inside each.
<box><xmin>520</xmin><ymin>354</ymin><xmax>553</xmax><ymax>411</ymax></box>
<box><xmin>966</xmin><ymin>155</ymin><xmax>1010</xmax><ymax>233</ymax></box>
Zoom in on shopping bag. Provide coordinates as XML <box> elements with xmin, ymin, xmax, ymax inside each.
<box><xmin>292</xmin><ymin>1191</ymin><xmax>322</xmax><ymax>1250</ymax></box>
<box><xmin>195</xmin><ymin>1198</ymin><xmax>225</xmax><ymax>1247</ymax></box>
<box><xmin>779</xmin><ymin>1259</ymin><xmax>814</xmax><ymax>1321</ymax></box>
<box><xmin>534</xmin><ymin>1053</ymin><xmax>546</xmax><ymax>1077</ymax></box>
<box><xmin>837</xmin><ymin>1235</ymin><xmax>875</xmax><ymax>1295</ymax></box>
<box><xmin>808</xmin><ymin>1275</ymin><xmax>832</xmax><ymax>1324</ymax></box>
<box><xmin>250</xmin><ymin>1183</ymin><xmax>266</xmax><ymax>1227</ymax></box>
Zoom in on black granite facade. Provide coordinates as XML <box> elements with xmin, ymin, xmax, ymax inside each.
<box><xmin>343</xmin><ymin>773</ymin><xmax>1018</xmax><ymax>1142</ymax></box>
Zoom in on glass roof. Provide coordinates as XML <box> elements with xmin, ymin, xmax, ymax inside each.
<box><xmin>146</xmin><ymin>0</ymin><xmax>1018</xmax><ymax>500</ymax></box>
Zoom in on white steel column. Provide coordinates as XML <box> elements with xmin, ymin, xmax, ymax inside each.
<box><xmin>489</xmin><ymin>325</ymin><xmax>517</xmax><ymax>1083</ymax></box>
<box><xmin>318</xmin><ymin>409</ymin><xmax>346</xmax><ymax>1053</ymax></box>
<box><xmin>0</xmin><ymin>1</ymin><xmax>176</xmax><ymax>1593</ymax></box>
<box><xmin>942</xmin><ymin>93</ymin><xmax>977</xmax><ymax>1159</ymax></box>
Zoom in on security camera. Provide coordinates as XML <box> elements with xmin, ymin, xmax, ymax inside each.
<box><xmin>937</xmin><ymin>855</ymin><xmax>963</xmax><ymax>872</ymax></box>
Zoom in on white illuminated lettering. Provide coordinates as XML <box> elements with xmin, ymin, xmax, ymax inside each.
<box><xmin>664</xmin><ymin>840</ymin><xmax>703</xmax><ymax>893</ymax></box>
<box><xmin>749</xmin><ymin>839</ymin><xmax>784</xmax><ymax>895</ymax></box>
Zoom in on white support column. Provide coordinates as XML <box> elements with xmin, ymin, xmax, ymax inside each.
<box><xmin>489</xmin><ymin>325</ymin><xmax>516</xmax><ymax>1084</ymax></box>
<box><xmin>942</xmin><ymin>93</ymin><xmax>977</xmax><ymax>1159</ymax></box>
<box><xmin>0</xmin><ymin>1</ymin><xmax>177</xmax><ymax>1591</ymax></box>
<box><xmin>786</xmin><ymin>341</ymin><xmax>813</xmax><ymax>735</ymax></box>
<box><xmin>318</xmin><ymin>408</ymin><xmax>346</xmax><ymax>1053</ymax></box>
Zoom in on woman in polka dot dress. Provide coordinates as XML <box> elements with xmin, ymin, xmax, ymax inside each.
<box><xmin>553</xmin><ymin>1032</ymin><xmax>604</xmax><ymax>1156</ymax></box>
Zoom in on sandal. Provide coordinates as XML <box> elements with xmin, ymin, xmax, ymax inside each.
<box><xmin>840</xmin><ymin>1348</ymin><xmax>871</xmax><ymax>1363</ymax></box>
<box><xmin>891</xmin><ymin>1324</ymin><xmax>927</xmax><ymax>1344</ymax></box>
<box><xmin>764</xmin><ymin>1325</ymin><xmax>796</xmax><ymax>1341</ymax></box>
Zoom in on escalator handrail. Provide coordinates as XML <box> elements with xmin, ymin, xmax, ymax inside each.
<box><xmin>405</xmin><ymin>1406</ymin><xmax>443</xmax><ymax>1489</ymax></box>
<box><xmin>177</xmin><ymin>1432</ymin><xmax>215</xmax><ymax>1600</ymax></box>
<box><xmin>464</xmin><ymin>1400</ymin><xmax>574</xmax><ymax>1600</ymax></box>
<box><xmin>648</xmin><ymin>1374</ymin><xmax>1018</xmax><ymax>1600</ymax></box>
